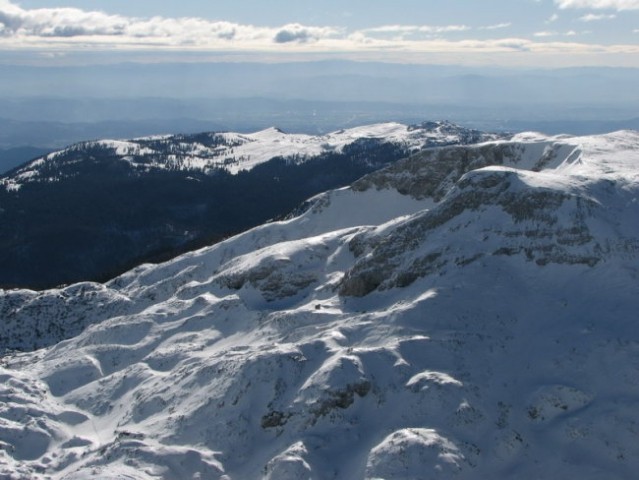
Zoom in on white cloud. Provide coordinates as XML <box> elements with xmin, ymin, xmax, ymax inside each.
<box><xmin>362</xmin><ymin>24</ymin><xmax>470</xmax><ymax>35</ymax></box>
<box><xmin>273</xmin><ymin>24</ymin><xmax>341</xmax><ymax>43</ymax></box>
<box><xmin>480</xmin><ymin>22</ymin><xmax>512</xmax><ymax>30</ymax></box>
<box><xmin>546</xmin><ymin>13</ymin><xmax>560</xmax><ymax>23</ymax></box>
<box><xmin>579</xmin><ymin>13</ymin><xmax>617</xmax><ymax>19</ymax></box>
<box><xmin>534</xmin><ymin>30</ymin><xmax>587</xmax><ymax>36</ymax></box>
<box><xmin>555</xmin><ymin>0</ymin><xmax>639</xmax><ymax>10</ymax></box>
<box><xmin>0</xmin><ymin>1</ymin><xmax>339</xmax><ymax>46</ymax></box>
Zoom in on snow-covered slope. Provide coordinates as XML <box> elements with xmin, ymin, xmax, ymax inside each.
<box><xmin>0</xmin><ymin>121</ymin><xmax>498</xmax><ymax>290</ymax></box>
<box><xmin>1</xmin><ymin>130</ymin><xmax>639</xmax><ymax>479</ymax></box>
<box><xmin>1</xmin><ymin>121</ymin><xmax>496</xmax><ymax>191</ymax></box>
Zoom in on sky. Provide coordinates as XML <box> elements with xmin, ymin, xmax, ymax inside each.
<box><xmin>0</xmin><ymin>0</ymin><xmax>638</xmax><ymax>66</ymax></box>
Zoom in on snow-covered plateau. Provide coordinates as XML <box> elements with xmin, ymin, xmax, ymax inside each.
<box><xmin>1</xmin><ymin>129</ymin><xmax>639</xmax><ymax>479</ymax></box>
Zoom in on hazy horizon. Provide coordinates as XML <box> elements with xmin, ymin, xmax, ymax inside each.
<box><xmin>1</xmin><ymin>1</ymin><xmax>638</xmax><ymax>165</ymax></box>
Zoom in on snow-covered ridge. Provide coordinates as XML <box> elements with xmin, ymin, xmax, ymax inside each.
<box><xmin>1</xmin><ymin>130</ymin><xmax>638</xmax><ymax>479</ymax></box>
<box><xmin>0</xmin><ymin>121</ymin><xmax>499</xmax><ymax>192</ymax></box>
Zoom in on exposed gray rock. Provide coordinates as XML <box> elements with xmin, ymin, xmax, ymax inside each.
<box><xmin>340</xmin><ymin>166</ymin><xmax>606</xmax><ymax>297</ymax></box>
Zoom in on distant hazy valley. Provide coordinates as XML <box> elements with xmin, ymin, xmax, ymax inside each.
<box><xmin>2</xmin><ymin>62</ymin><xmax>638</xmax><ymax>174</ymax></box>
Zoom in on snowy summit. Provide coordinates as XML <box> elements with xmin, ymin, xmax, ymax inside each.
<box><xmin>2</xmin><ymin>121</ymin><xmax>494</xmax><ymax>191</ymax></box>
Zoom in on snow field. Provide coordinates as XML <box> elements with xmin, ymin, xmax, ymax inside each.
<box><xmin>0</xmin><ymin>129</ymin><xmax>638</xmax><ymax>478</ymax></box>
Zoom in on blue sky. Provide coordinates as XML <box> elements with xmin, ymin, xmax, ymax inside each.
<box><xmin>1</xmin><ymin>0</ymin><xmax>638</xmax><ymax>66</ymax></box>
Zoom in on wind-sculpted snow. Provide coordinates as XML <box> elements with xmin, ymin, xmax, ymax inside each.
<box><xmin>1</xmin><ymin>130</ymin><xmax>639</xmax><ymax>479</ymax></box>
<box><xmin>0</xmin><ymin>283</ymin><xmax>132</xmax><ymax>353</ymax></box>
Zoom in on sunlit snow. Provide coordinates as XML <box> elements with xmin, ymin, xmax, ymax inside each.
<box><xmin>1</xmin><ymin>129</ymin><xmax>638</xmax><ymax>479</ymax></box>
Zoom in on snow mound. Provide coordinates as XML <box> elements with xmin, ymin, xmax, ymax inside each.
<box><xmin>366</xmin><ymin>428</ymin><xmax>466</xmax><ymax>478</ymax></box>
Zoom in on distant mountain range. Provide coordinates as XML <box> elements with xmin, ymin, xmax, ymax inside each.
<box><xmin>0</xmin><ymin>121</ymin><xmax>498</xmax><ymax>289</ymax></box>
<box><xmin>1</xmin><ymin>128</ymin><xmax>638</xmax><ymax>479</ymax></box>
<box><xmin>1</xmin><ymin>96</ymin><xmax>638</xmax><ymax>158</ymax></box>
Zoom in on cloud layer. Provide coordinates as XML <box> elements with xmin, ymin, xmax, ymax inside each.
<box><xmin>0</xmin><ymin>0</ymin><xmax>638</xmax><ymax>66</ymax></box>
<box><xmin>0</xmin><ymin>1</ymin><xmax>339</xmax><ymax>46</ymax></box>
<box><xmin>555</xmin><ymin>0</ymin><xmax>639</xmax><ymax>10</ymax></box>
